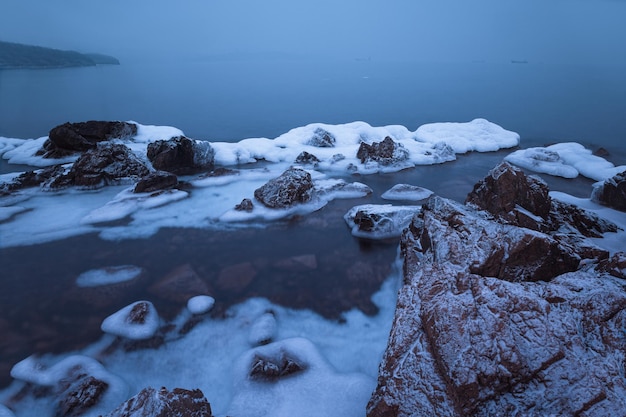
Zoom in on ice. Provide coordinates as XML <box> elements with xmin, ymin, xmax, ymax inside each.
<box><xmin>505</xmin><ymin>143</ymin><xmax>626</xmax><ymax>181</ymax></box>
<box><xmin>381</xmin><ymin>184</ymin><xmax>434</xmax><ymax>201</ymax></box>
<box><xmin>75</xmin><ymin>265</ymin><xmax>144</xmax><ymax>288</ymax></box>
<box><xmin>0</xmin><ymin>206</ymin><xmax>28</xmax><ymax>222</ymax></box>
<box><xmin>415</xmin><ymin>118</ymin><xmax>520</xmax><ymax>153</ymax></box>
<box><xmin>100</xmin><ymin>301</ymin><xmax>160</xmax><ymax>340</ymax></box>
<box><xmin>0</xmin><ymin>404</ymin><xmax>15</xmax><ymax>417</ymax></box>
<box><xmin>0</xmin><ymin>136</ymin><xmax>77</xmax><ymax>167</ymax></box>
<box><xmin>187</xmin><ymin>295</ymin><xmax>215</xmax><ymax>315</ymax></box>
<box><xmin>344</xmin><ymin>204</ymin><xmax>422</xmax><ymax>240</ymax></box>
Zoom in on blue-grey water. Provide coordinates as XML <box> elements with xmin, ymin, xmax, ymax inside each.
<box><xmin>0</xmin><ymin>59</ymin><xmax>625</xmax><ymax>388</ymax></box>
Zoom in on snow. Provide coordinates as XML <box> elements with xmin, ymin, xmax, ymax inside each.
<box><xmin>100</xmin><ymin>301</ymin><xmax>160</xmax><ymax>340</ymax></box>
<box><xmin>505</xmin><ymin>142</ymin><xmax>626</xmax><ymax>181</ymax></box>
<box><xmin>381</xmin><ymin>184</ymin><xmax>433</xmax><ymax>201</ymax></box>
<box><xmin>248</xmin><ymin>312</ymin><xmax>278</xmax><ymax>346</ymax></box>
<box><xmin>0</xmin><ymin>405</ymin><xmax>15</xmax><ymax>417</ymax></box>
<box><xmin>344</xmin><ymin>204</ymin><xmax>422</xmax><ymax>240</ymax></box>
<box><xmin>0</xmin><ymin>137</ymin><xmax>77</xmax><ymax>167</ymax></box>
<box><xmin>75</xmin><ymin>265</ymin><xmax>144</xmax><ymax>288</ymax></box>
<box><xmin>187</xmin><ymin>295</ymin><xmax>215</xmax><ymax>315</ymax></box>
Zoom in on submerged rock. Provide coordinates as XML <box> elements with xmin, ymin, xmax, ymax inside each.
<box><xmin>133</xmin><ymin>171</ymin><xmax>178</xmax><ymax>193</ymax></box>
<box><xmin>356</xmin><ymin>136</ymin><xmax>408</xmax><ymax>166</ymax></box>
<box><xmin>253</xmin><ymin>167</ymin><xmax>313</xmax><ymax>208</ymax></box>
<box><xmin>591</xmin><ymin>169</ymin><xmax>626</xmax><ymax>212</ymax></box>
<box><xmin>39</xmin><ymin>121</ymin><xmax>137</xmax><ymax>158</ymax></box>
<box><xmin>103</xmin><ymin>386</ymin><xmax>213</xmax><ymax>417</ymax></box>
<box><xmin>146</xmin><ymin>136</ymin><xmax>214</xmax><ymax>175</ymax></box>
<box><xmin>368</xmin><ymin>163</ymin><xmax>626</xmax><ymax>417</ymax></box>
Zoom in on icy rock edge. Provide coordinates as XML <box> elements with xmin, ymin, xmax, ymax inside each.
<box><xmin>367</xmin><ymin>162</ymin><xmax>626</xmax><ymax>417</ymax></box>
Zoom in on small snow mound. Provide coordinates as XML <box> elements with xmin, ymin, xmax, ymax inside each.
<box><xmin>381</xmin><ymin>184</ymin><xmax>433</xmax><ymax>201</ymax></box>
<box><xmin>249</xmin><ymin>312</ymin><xmax>278</xmax><ymax>346</ymax></box>
<box><xmin>187</xmin><ymin>295</ymin><xmax>215</xmax><ymax>315</ymax></box>
<box><xmin>344</xmin><ymin>204</ymin><xmax>422</xmax><ymax>240</ymax></box>
<box><xmin>101</xmin><ymin>301</ymin><xmax>160</xmax><ymax>340</ymax></box>
<box><xmin>0</xmin><ymin>404</ymin><xmax>15</xmax><ymax>417</ymax></box>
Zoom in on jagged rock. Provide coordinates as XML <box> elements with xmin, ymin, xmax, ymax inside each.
<box><xmin>356</xmin><ymin>136</ymin><xmax>408</xmax><ymax>166</ymax></box>
<box><xmin>249</xmin><ymin>354</ymin><xmax>305</xmax><ymax>381</ymax></box>
<box><xmin>56</xmin><ymin>373</ymin><xmax>109</xmax><ymax>417</ymax></box>
<box><xmin>148</xmin><ymin>264</ymin><xmax>210</xmax><ymax>304</ymax></box>
<box><xmin>253</xmin><ymin>167</ymin><xmax>313</xmax><ymax>208</ymax></box>
<box><xmin>234</xmin><ymin>198</ymin><xmax>254</xmax><ymax>212</ymax></box>
<box><xmin>0</xmin><ymin>165</ymin><xmax>65</xmax><ymax>193</ymax></box>
<box><xmin>38</xmin><ymin>121</ymin><xmax>137</xmax><ymax>158</ymax></box>
<box><xmin>134</xmin><ymin>171</ymin><xmax>178</xmax><ymax>193</ymax></box>
<box><xmin>597</xmin><ymin>252</ymin><xmax>626</xmax><ymax>279</ymax></box>
<box><xmin>306</xmin><ymin>127</ymin><xmax>335</xmax><ymax>148</ymax></box>
<box><xmin>50</xmin><ymin>143</ymin><xmax>149</xmax><ymax>188</ymax></box>
<box><xmin>367</xmin><ymin>165</ymin><xmax>626</xmax><ymax>417</ymax></box>
<box><xmin>102</xmin><ymin>386</ymin><xmax>212</xmax><ymax>417</ymax></box>
<box><xmin>294</xmin><ymin>151</ymin><xmax>320</xmax><ymax>165</ymax></box>
<box><xmin>591</xmin><ymin>170</ymin><xmax>626</xmax><ymax>212</ymax></box>
<box><xmin>146</xmin><ymin>136</ymin><xmax>214</xmax><ymax>175</ymax></box>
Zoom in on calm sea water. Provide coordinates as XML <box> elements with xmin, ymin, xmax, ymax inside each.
<box><xmin>0</xmin><ymin>59</ymin><xmax>625</xmax><ymax>387</ymax></box>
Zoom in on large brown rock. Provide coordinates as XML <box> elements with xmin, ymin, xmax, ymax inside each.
<box><xmin>147</xmin><ymin>136</ymin><xmax>214</xmax><ymax>175</ymax></box>
<box><xmin>591</xmin><ymin>170</ymin><xmax>626</xmax><ymax>212</ymax></box>
<box><xmin>39</xmin><ymin>121</ymin><xmax>137</xmax><ymax>158</ymax></box>
<box><xmin>368</xmin><ymin>165</ymin><xmax>626</xmax><ymax>417</ymax></box>
<box><xmin>56</xmin><ymin>373</ymin><xmax>109</xmax><ymax>417</ymax></box>
<box><xmin>356</xmin><ymin>136</ymin><xmax>408</xmax><ymax>166</ymax></box>
<box><xmin>253</xmin><ymin>167</ymin><xmax>313</xmax><ymax>209</ymax></box>
<box><xmin>103</xmin><ymin>386</ymin><xmax>212</xmax><ymax>417</ymax></box>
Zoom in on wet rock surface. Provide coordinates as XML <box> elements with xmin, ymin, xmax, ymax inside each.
<box><xmin>591</xmin><ymin>169</ymin><xmax>626</xmax><ymax>212</ymax></box>
<box><xmin>356</xmin><ymin>136</ymin><xmax>408</xmax><ymax>166</ymax></box>
<box><xmin>253</xmin><ymin>167</ymin><xmax>314</xmax><ymax>208</ymax></box>
<box><xmin>103</xmin><ymin>386</ymin><xmax>213</xmax><ymax>417</ymax></box>
<box><xmin>146</xmin><ymin>136</ymin><xmax>214</xmax><ymax>175</ymax></box>
<box><xmin>133</xmin><ymin>171</ymin><xmax>178</xmax><ymax>193</ymax></box>
<box><xmin>39</xmin><ymin>121</ymin><xmax>137</xmax><ymax>158</ymax></box>
<box><xmin>368</xmin><ymin>163</ymin><xmax>626</xmax><ymax>417</ymax></box>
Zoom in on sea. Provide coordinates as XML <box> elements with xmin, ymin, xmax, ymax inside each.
<box><xmin>0</xmin><ymin>58</ymin><xmax>625</xmax><ymax>414</ymax></box>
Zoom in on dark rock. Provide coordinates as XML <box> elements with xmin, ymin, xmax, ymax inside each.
<box><xmin>40</xmin><ymin>121</ymin><xmax>137</xmax><ymax>158</ymax></box>
<box><xmin>549</xmin><ymin>199</ymin><xmax>619</xmax><ymax>238</ymax></box>
<box><xmin>234</xmin><ymin>198</ymin><xmax>254</xmax><ymax>212</ymax></box>
<box><xmin>216</xmin><ymin>262</ymin><xmax>257</xmax><ymax>293</ymax></box>
<box><xmin>102</xmin><ymin>386</ymin><xmax>212</xmax><ymax>417</ymax></box>
<box><xmin>356</xmin><ymin>136</ymin><xmax>408</xmax><ymax>165</ymax></box>
<box><xmin>273</xmin><ymin>254</ymin><xmax>318</xmax><ymax>271</ymax></box>
<box><xmin>253</xmin><ymin>167</ymin><xmax>313</xmax><ymax>208</ymax></box>
<box><xmin>591</xmin><ymin>170</ymin><xmax>626</xmax><ymax>212</ymax></box>
<box><xmin>148</xmin><ymin>264</ymin><xmax>210</xmax><ymax>304</ymax></box>
<box><xmin>128</xmin><ymin>301</ymin><xmax>150</xmax><ymax>325</ymax></box>
<box><xmin>199</xmin><ymin>167</ymin><xmax>237</xmax><ymax>178</ymax></box>
<box><xmin>134</xmin><ymin>171</ymin><xmax>178</xmax><ymax>193</ymax></box>
<box><xmin>294</xmin><ymin>151</ymin><xmax>320</xmax><ymax>165</ymax></box>
<box><xmin>146</xmin><ymin>136</ymin><xmax>214</xmax><ymax>175</ymax></box>
<box><xmin>56</xmin><ymin>372</ymin><xmax>109</xmax><ymax>417</ymax></box>
<box><xmin>306</xmin><ymin>127</ymin><xmax>335</xmax><ymax>148</ymax></box>
<box><xmin>597</xmin><ymin>252</ymin><xmax>626</xmax><ymax>279</ymax></box>
<box><xmin>51</xmin><ymin>143</ymin><xmax>149</xmax><ymax>188</ymax></box>
<box><xmin>249</xmin><ymin>354</ymin><xmax>305</xmax><ymax>381</ymax></box>
<box><xmin>0</xmin><ymin>165</ymin><xmax>66</xmax><ymax>192</ymax></box>
<box><xmin>593</xmin><ymin>147</ymin><xmax>610</xmax><ymax>157</ymax></box>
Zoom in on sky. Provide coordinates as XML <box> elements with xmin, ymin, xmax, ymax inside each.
<box><xmin>0</xmin><ymin>0</ymin><xmax>625</xmax><ymax>64</ymax></box>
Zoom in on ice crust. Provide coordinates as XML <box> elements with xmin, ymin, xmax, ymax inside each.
<box><xmin>75</xmin><ymin>265</ymin><xmax>144</xmax><ymax>288</ymax></box>
<box><xmin>381</xmin><ymin>184</ymin><xmax>433</xmax><ymax>201</ymax></box>
<box><xmin>505</xmin><ymin>142</ymin><xmax>626</xmax><ymax>181</ymax></box>
<box><xmin>187</xmin><ymin>295</ymin><xmax>215</xmax><ymax>315</ymax></box>
<box><xmin>344</xmin><ymin>204</ymin><xmax>422</xmax><ymax>240</ymax></box>
<box><xmin>0</xmin><ymin>119</ymin><xmax>520</xmax><ymax>249</ymax></box>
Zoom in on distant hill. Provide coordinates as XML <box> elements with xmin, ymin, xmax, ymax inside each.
<box><xmin>0</xmin><ymin>41</ymin><xmax>120</xmax><ymax>69</ymax></box>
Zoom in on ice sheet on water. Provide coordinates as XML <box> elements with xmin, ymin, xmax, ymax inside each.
<box><xmin>381</xmin><ymin>184</ymin><xmax>434</xmax><ymax>201</ymax></box>
<box><xmin>75</xmin><ymin>265</ymin><xmax>144</xmax><ymax>288</ymax></box>
<box><xmin>344</xmin><ymin>204</ymin><xmax>422</xmax><ymax>240</ymax></box>
<box><xmin>505</xmin><ymin>142</ymin><xmax>626</xmax><ymax>181</ymax></box>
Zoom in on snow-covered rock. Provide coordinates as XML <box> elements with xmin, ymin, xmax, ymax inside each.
<box><xmin>591</xmin><ymin>169</ymin><xmax>626</xmax><ymax>212</ymax></box>
<box><xmin>381</xmin><ymin>184</ymin><xmax>433</xmax><ymax>201</ymax></box>
<box><xmin>102</xmin><ymin>386</ymin><xmax>213</xmax><ymax>417</ymax></box>
<box><xmin>344</xmin><ymin>204</ymin><xmax>421</xmax><ymax>240</ymax></box>
<box><xmin>100</xmin><ymin>301</ymin><xmax>160</xmax><ymax>341</ymax></box>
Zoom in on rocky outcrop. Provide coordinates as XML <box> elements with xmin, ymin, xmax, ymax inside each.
<box><xmin>253</xmin><ymin>167</ymin><xmax>313</xmax><ymax>208</ymax></box>
<box><xmin>103</xmin><ymin>387</ymin><xmax>212</xmax><ymax>417</ymax></box>
<box><xmin>591</xmin><ymin>170</ymin><xmax>626</xmax><ymax>212</ymax></box>
<box><xmin>368</xmin><ymin>163</ymin><xmax>626</xmax><ymax>417</ymax></box>
<box><xmin>146</xmin><ymin>136</ymin><xmax>214</xmax><ymax>175</ymax></box>
<box><xmin>0</xmin><ymin>165</ymin><xmax>66</xmax><ymax>194</ymax></box>
<box><xmin>51</xmin><ymin>143</ymin><xmax>149</xmax><ymax>188</ymax></box>
<box><xmin>133</xmin><ymin>171</ymin><xmax>178</xmax><ymax>193</ymax></box>
<box><xmin>294</xmin><ymin>151</ymin><xmax>320</xmax><ymax>165</ymax></box>
<box><xmin>306</xmin><ymin>127</ymin><xmax>335</xmax><ymax>148</ymax></box>
<box><xmin>356</xmin><ymin>136</ymin><xmax>408</xmax><ymax>166</ymax></box>
<box><xmin>38</xmin><ymin>121</ymin><xmax>137</xmax><ymax>158</ymax></box>
<box><xmin>56</xmin><ymin>373</ymin><xmax>109</xmax><ymax>417</ymax></box>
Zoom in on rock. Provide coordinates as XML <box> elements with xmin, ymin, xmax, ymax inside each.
<box><xmin>294</xmin><ymin>151</ymin><xmax>320</xmax><ymax>165</ymax></box>
<box><xmin>253</xmin><ymin>167</ymin><xmax>313</xmax><ymax>209</ymax></box>
<box><xmin>146</xmin><ymin>136</ymin><xmax>214</xmax><ymax>175</ymax></box>
<box><xmin>148</xmin><ymin>264</ymin><xmax>210</xmax><ymax>304</ymax></box>
<box><xmin>50</xmin><ymin>143</ymin><xmax>149</xmax><ymax>188</ymax></box>
<box><xmin>249</xmin><ymin>354</ymin><xmax>305</xmax><ymax>382</ymax></box>
<box><xmin>591</xmin><ymin>170</ymin><xmax>626</xmax><ymax>212</ymax></box>
<box><xmin>234</xmin><ymin>198</ymin><xmax>254</xmax><ymax>212</ymax></box>
<box><xmin>273</xmin><ymin>254</ymin><xmax>318</xmax><ymax>271</ymax></box>
<box><xmin>56</xmin><ymin>373</ymin><xmax>109</xmax><ymax>417</ymax></box>
<box><xmin>356</xmin><ymin>136</ymin><xmax>408</xmax><ymax>166</ymax></box>
<box><xmin>100</xmin><ymin>301</ymin><xmax>160</xmax><ymax>340</ymax></box>
<box><xmin>367</xmin><ymin>164</ymin><xmax>626</xmax><ymax>417</ymax></box>
<box><xmin>306</xmin><ymin>127</ymin><xmax>336</xmax><ymax>148</ymax></box>
<box><xmin>38</xmin><ymin>121</ymin><xmax>137</xmax><ymax>158</ymax></box>
<box><xmin>597</xmin><ymin>252</ymin><xmax>626</xmax><ymax>279</ymax></box>
<box><xmin>102</xmin><ymin>386</ymin><xmax>212</xmax><ymax>417</ymax></box>
<box><xmin>215</xmin><ymin>262</ymin><xmax>257</xmax><ymax>293</ymax></box>
<box><xmin>0</xmin><ymin>165</ymin><xmax>66</xmax><ymax>193</ymax></box>
<box><xmin>344</xmin><ymin>204</ymin><xmax>422</xmax><ymax>240</ymax></box>
<box><xmin>133</xmin><ymin>171</ymin><xmax>178</xmax><ymax>193</ymax></box>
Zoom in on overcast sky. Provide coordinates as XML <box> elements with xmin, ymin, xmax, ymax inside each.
<box><xmin>1</xmin><ymin>0</ymin><xmax>625</xmax><ymax>64</ymax></box>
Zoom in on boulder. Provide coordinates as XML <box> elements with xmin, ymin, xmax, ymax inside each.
<box><xmin>51</xmin><ymin>143</ymin><xmax>149</xmax><ymax>188</ymax></box>
<box><xmin>367</xmin><ymin>165</ymin><xmax>626</xmax><ymax>417</ymax></box>
<box><xmin>134</xmin><ymin>171</ymin><xmax>178</xmax><ymax>193</ymax></box>
<box><xmin>249</xmin><ymin>354</ymin><xmax>305</xmax><ymax>382</ymax></box>
<box><xmin>591</xmin><ymin>170</ymin><xmax>626</xmax><ymax>212</ymax></box>
<box><xmin>146</xmin><ymin>136</ymin><xmax>214</xmax><ymax>175</ymax></box>
<box><xmin>306</xmin><ymin>127</ymin><xmax>335</xmax><ymax>148</ymax></box>
<box><xmin>103</xmin><ymin>387</ymin><xmax>212</xmax><ymax>417</ymax></box>
<box><xmin>0</xmin><ymin>165</ymin><xmax>66</xmax><ymax>193</ymax></box>
<box><xmin>253</xmin><ymin>167</ymin><xmax>313</xmax><ymax>209</ymax></box>
<box><xmin>294</xmin><ymin>151</ymin><xmax>320</xmax><ymax>165</ymax></box>
<box><xmin>356</xmin><ymin>136</ymin><xmax>408</xmax><ymax>166</ymax></box>
<box><xmin>56</xmin><ymin>373</ymin><xmax>109</xmax><ymax>417</ymax></box>
<box><xmin>234</xmin><ymin>198</ymin><xmax>254</xmax><ymax>212</ymax></box>
<box><xmin>39</xmin><ymin>121</ymin><xmax>137</xmax><ymax>158</ymax></box>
